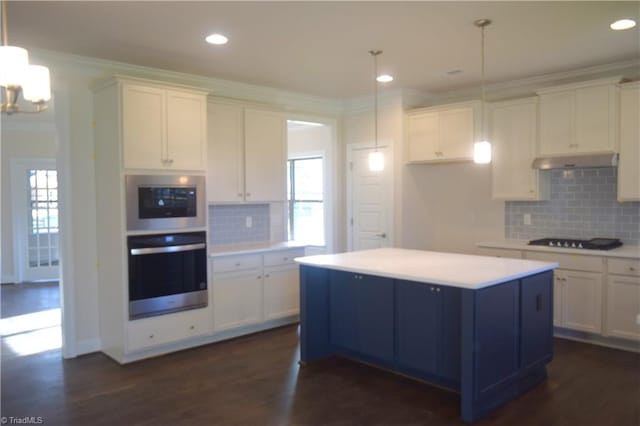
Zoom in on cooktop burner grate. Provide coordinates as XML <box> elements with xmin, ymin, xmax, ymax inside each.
<box><xmin>528</xmin><ymin>238</ymin><xmax>623</xmax><ymax>250</ymax></box>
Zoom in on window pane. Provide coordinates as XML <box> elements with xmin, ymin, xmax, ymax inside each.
<box><xmin>292</xmin><ymin>202</ymin><xmax>324</xmax><ymax>246</ymax></box>
<box><xmin>293</xmin><ymin>158</ymin><xmax>323</xmax><ymax>201</ymax></box>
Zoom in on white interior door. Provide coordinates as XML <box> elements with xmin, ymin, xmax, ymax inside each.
<box><xmin>12</xmin><ymin>159</ymin><xmax>60</xmax><ymax>282</ymax></box>
<box><xmin>348</xmin><ymin>146</ymin><xmax>392</xmax><ymax>251</ymax></box>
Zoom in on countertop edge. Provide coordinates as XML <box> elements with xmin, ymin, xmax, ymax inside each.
<box><xmin>295</xmin><ymin>257</ymin><xmax>558</xmax><ymax>290</ymax></box>
<box><xmin>209</xmin><ymin>242</ymin><xmax>307</xmax><ymax>258</ymax></box>
<box><xmin>477</xmin><ymin>240</ymin><xmax>640</xmax><ymax>259</ymax></box>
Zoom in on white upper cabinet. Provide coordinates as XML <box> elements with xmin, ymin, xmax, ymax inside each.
<box><xmin>207</xmin><ymin>101</ymin><xmax>287</xmax><ymax>203</ymax></box>
<box><xmin>489</xmin><ymin>97</ymin><xmax>549</xmax><ymax>200</ymax></box>
<box><xmin>406</xmin><ymin>100</ymin><xmax>480</xmax><ymax>163</ymax></box>
<box><xmin>537</xmin><ymin>77</ymin><xmax>620</xmax><ymax>156</ymax></box>
<box><xmin>617</xmin><ymin>82</ymin><xmax>640</xmax><ymax>202</ymax></box>
<box><xmin>121</xmin><ymin>81</ymin><xmax>207</xmax><ymax>171</ymax></box>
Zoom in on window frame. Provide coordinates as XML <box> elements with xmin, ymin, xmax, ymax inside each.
<box><xmin>287</xmin><ymin>156</ymin><xmax>325</xmax><ymax>246</ymax></box>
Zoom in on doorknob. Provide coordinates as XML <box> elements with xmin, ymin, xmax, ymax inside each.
<box><xmin>375</xmin><ymin>233</ymin><xmax>387</xmax><ymax>238</ymax></box>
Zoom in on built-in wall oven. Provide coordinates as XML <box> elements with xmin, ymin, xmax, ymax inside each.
<box><xmin>125</xmin><ymin>174</ymin><xmax>205</xmax><ymax>231</ymax></box>
<box><xmin>128</xmin><ymin>231</ymin><xmax>207</xmax><ymax>319</ymax></box>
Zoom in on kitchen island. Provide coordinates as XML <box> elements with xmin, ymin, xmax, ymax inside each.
<box><xmin>295</xmin><ymin>248</ymin><xmax>558</xmax><ymax>423</ymax></box>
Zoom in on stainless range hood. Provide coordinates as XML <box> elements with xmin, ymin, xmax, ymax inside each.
<box><xmin>532</xmin><ymin>153</ymin><xmax>618</xmax><ymax>170</ymax></box>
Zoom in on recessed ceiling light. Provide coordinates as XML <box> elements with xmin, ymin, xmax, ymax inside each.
<box><xmin>377</xmin><ymin>74</ymin><xmax>393</xmax><ymax>83</ymax></box>
<box><xmin>205</xmin><ymin>33</ymin><xmax>229</xmax><ymax>45</ymax></box>
<box><xmin>610</xmin><ymin>19</ymin><xmax>636</xmax><ymax>30</ymax></box>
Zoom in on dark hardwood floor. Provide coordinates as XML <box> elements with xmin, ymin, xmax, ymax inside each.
<box><xmin>1</xmin><ymin>284</ymin><xmax>638</xmax><ymax>425</ymax></box>
<box><xmin>1</xmin><ymin>281</ymin><xmax>60</xmax><ymax>318</ymax></box>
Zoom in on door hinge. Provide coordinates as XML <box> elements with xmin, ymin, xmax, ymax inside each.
<box><xmin>349</xmin><ymin>161</ymin><xmax>353</xmax><ymax>171</ymax></box>
<box><xmin>350</xmin><ymin>217</ymin><xmax>354</xmax><ymax>226</ymax></box>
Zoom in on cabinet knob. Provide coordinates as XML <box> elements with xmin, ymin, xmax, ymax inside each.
<box><xmin>235</xmin><ymin>262</ymin><xmax>241</xmax><ymax>266</ymax></box>
<box><xmin>257</xmin><ymin>275</ymin><xmax>262</xmax><ymax>279</ymax></box>
<box><xmin>629</xmin><ymin>267</ymin><xmax>636</xmax><ymax>271</ymax></box>
<box><xmin>430</xmin><ymin>287</ymin><xmax>434</xmax><ymax>292</ymax></box>
<box><xmin>237</xmin><ymin>193</ymin><xmax>243</xmax><ymax>197</ymax></box>
<box><xmin>190</xmin><ymin>325</ymin><xmax>195</xmax><ymax>330</ymax></box>
<box><xmin>283</xmin><ymin>257</ymin><xmax>288</xmax><ymax>261</ymax></box>
<box><xmin>265</xmin><ymin>274</ymin><xmax>270</xmax><ymax>278</ymax></box>
<box><xmin>246</xmin><ymin>192</ymin><xmax>251</xmax><ymax>197</ymax></box>
<box><xmin>436</xmin><ymin>288</ymin><xmax>441</xmax><ymax>292</ymax></box>
<box><xmin>149</xmin><ymin>334</ymin><xmax>154</xmax><ymax>339</ymax></box>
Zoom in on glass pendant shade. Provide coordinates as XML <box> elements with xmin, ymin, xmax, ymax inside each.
<box><xmin>368</xmin><ymin>151</ymin><xmax>385</xmax><ymax>171</ymax></box>
<box><xmin>22</xmin><ymin>65</ymin><xmax>51</xmax><ymax>102</ymax></box>
<box><xmin>473</xmin><ymin>140</ymin><xmax>492</xmax><ymax>164</ymax></box>
<box><xmin>0</xmin><ymin>46</ymin><xmax>29</xmax><ymax>87</ymax></box>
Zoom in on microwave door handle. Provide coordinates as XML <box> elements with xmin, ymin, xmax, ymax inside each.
<box><xmin>130</xmin><ymin>243</ymin><xmax>206</xmax><ymax>256</ymax></box>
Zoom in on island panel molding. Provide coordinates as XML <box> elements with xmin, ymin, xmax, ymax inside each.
<box><xmin>297</xmin><ymin>248</ymin><xmax>557</xmax><ymax>423</ymax></box>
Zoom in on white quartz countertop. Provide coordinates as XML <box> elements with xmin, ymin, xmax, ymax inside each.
<box><xmin>209</xmin><ymin>241</ymin><xmax>306</xmax><ymax>258</ymax></box>
<box><xmin>477</xmin><ymin>240</ymin><xmax>640</xmax><ymax>259</ymax></box>
<box><xmin>294</xmin><ymin>248</ymin><xmax>558</xmax><ymax>290</ymax></box>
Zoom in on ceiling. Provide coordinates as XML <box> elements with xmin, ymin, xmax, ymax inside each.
<box><xmin>6</xmin><ymin>1</ymin><xmax>640</xmax><ymax>99</ymax></box>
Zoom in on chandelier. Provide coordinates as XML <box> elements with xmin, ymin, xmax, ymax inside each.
<box><xmin>0</xmin><ymin>0</ymin><xmax>51</xmax><ymax>114</ymax></box>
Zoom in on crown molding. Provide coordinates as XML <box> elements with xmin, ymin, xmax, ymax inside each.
<box><xmin>424</xmin><ymin>58</ymin><xmax>640</xmax><ymax>105</ymax></box>
<box><xmin>29</xmin><ymin>48</ymin><xmax>344</xmax><ymax>116</ymax></box>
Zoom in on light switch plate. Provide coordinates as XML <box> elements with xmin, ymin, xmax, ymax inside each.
<box><xmin>524</xmin><ymin>213</ymin><xmax>532</xmax><ymax>226</ymax></box>
<box><xmin>245</xmin><ymin>216</ymin><xmax>252</xmax><ymax>228</ymax></box>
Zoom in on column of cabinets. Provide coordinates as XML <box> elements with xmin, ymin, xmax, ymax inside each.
<box><xmin>406</xmin><ymin>100</ymin><xmax>480</xmax><ymax>163</ymax></box>
<box><xmin>211</xmin><ymin>248</ymin><xmax>303</xmax><ymax>332</ymax></box>
<box><xmin>617</xmin><ymin>82</ymin><xmax>640</xmax><ymax>202</ymax></box>
<box><xmin>536</xmin><ymin>77</ymin><xmax>620</xmax><ymax>156</ymax></box>
<box><xmin>489</xmin><ymin>97</ymin><xmax>549</xmax><ymax>200</ymax></box>
<box><xmin>207</xmin><ymin>101</ymin><xmax>287</xmax><ymax>203</ymax></box>
<box><xmin>120</xmin><ymin>81</ymin><xmax>207</xmax><ymax>171</ymax></box>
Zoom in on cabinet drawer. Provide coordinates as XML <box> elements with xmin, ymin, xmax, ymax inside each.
<box><xmin>127</xmin><ymin>307</ymin><xmax>211</xmax><ymax>352</ymax></box>
<box><xmin>525</xmin><ymin>251</ymin><xmax>603</xmax><ymax>272</ymax></box>
<box><xmin>477</xmin><ymin>248</ymin><xmax>523</xmax><ymax>259</ymax></box>
<box><xmin>608</xmin><ymin>258</ymin><xmax>640</xmax><ymax>277</ymax></box>
<box><xmin>212</xmin><ymin>254</ymin><xmax>262</xmax><ymax>273</ymax></box>
<box><xmin>264</xmin><ymin>248</ymin><xmax>305</xmax><ymax>267</ymax></box>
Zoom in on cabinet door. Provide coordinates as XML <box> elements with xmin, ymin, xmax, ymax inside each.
<box><xmin>166</xmin><ymin>90</ymin><xmax>206</xmax><ymax>171</ymax></box>
<box><xmin>407</xmin><ymin>111</ymin><xmax>439</xmax><ymax>162</ymax></box>
<box><xmin>490</xmin><ymin>99</ymin><xmax>543</xmax><ymax>200</ymax></box>
<box><xmin>439</xmin><ymin>107</ymin><xmax>474</xmax><ymax>161</ymax></box>
<box><xmin>207</xmin><ymin>103</ymin><xmax>245</xmax><ymax>202</ymax></box>
<box><xmin>212</xmin><ymin>269</ymin><xmax>263</xmax><ymax>331</ymax></box>
<box><xmin>263</xmin><ymin>265</ymin><xmax>300</xmax><ymax>320</ymax></box>
<box><xmin>562</xmin><ymin>270</ymin><xmax>602</xmax><ymax>333</ymax></box>
<box><xmin>618</xmin><ymin>84</ymin><xmax>640</xmax><ymax>201</ymax></box>
<box><xmin>574</xmin><ymin>85</ymin><xmax>615</xmax><ymax>154</ymax></box>
<box><xmin>396</xmin><ymin>280</ymin><xmax>440</xmax><ymax>375</ymax></box>
<box><xmin>606</xmin><ymin>275</ymin><xmax>640</xmax><ymax>341</ymax></box>
<box><xmin>329</xmin><ymin>270</ymin><xmax>394</xmax><ymax>362</ymax></box>
<box><xmin>244</xmin><ymin>109</ymin><xmax>286</xmax><ymax>202</ymax></box>
<box><xmin>538</xmin><ymin>91</ymin><xmax>574</xmax><ymax>156</ymax></box>
<box><xmin>122</xmin><ymin>84</ymin><xmax>165</xmax><ymax>169</ymax></box>
<box><xmin>520</xmin><ymin>272</ymin><xmax>553</xmax><ymax>369</ymax></box>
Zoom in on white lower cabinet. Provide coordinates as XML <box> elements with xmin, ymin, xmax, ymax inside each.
<box><xmin>213</xmin><ymin>269</ymin><xmax>263</xmax><ymax>331</ymax></box>
<box><xmin>126</xmin><ymin>307</ymin><xmax>212</xmax><ymax>352</ymax></box>
<box><xmin>526</xmin><ymin>251</ymin><xmax>603</xmax><ymax>334</ymax></box>
<box><xmin>606</xmin><ymin>257</ymin><xmax>640</xmax><ymax>341</ymax></box>
<box><xmin>211</xmin><ymin>247</ymin><xmax>303</xmax><ymax>332</ymax></box>
<box><xmin>557</xmin><ymin>269</ymin><xmax>603</xmax><ymax>334</ymax></box>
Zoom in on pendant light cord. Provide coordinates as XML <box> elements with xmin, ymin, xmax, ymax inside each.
<box><xmin>2</xmin><ymin>0</ymin><xmax>9</xmax><ymax>46</ymax></box>
<box><xmin>371</xmin><ymin>50</ymin><xmax>380</xmax><ymax>152</ymax></box>
<box><xmin>480</xmin><ymin>23</ymin><xmax>486</xmax><ymax>140</ymax></box>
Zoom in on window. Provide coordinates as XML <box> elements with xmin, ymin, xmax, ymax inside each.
<box><xmin>287</xmin><ymin>157</ymin><xmax>324</xmax><ymax>246</ymax></box>
<box><xmin>27</xmin><ymin>169</ymin><xmax>59</xmax><ymax>267</ymax></box>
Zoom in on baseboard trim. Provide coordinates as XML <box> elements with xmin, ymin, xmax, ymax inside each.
<box><xmin>75</xmin><ymin>338</ymin><xmax>102</xmax><ymax>356</ymax></box>
<box><xmin>554</xmin><ymin>328</ymin><xmax>640</xmax><ymax>353</ymax></box>
<box><xmin>1</xmin><ymin>274</ymin><xmax>17</xmax><ymax>284</ymax></box>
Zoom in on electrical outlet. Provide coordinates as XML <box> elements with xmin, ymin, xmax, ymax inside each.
<box><xmin>523</xmin><ymin>213</ymin><xmax>532</xmax><ymax>226</ymax></box>
<box><xmin>245</xmin><ymin>216</ymin><xmax>252</xmax><ymax>228</ymax></box>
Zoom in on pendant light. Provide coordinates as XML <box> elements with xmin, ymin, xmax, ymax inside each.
<box><xmin>0</xmin><ymin>0</ymin><xmax>51</xmax><ymax>114</ymax></box>
<box><xmin>368</xmin><ymin>50</ymin><xmax>384</xmax><ymax>172</ymax></box>
<box><xmin>473</xmin><ymin>19</ymin><xmax>492</xmax><ymax>164</ymax></box>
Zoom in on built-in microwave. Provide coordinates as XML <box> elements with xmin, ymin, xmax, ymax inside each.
<box><xmin>125</xmin><ymin>175</ymin><xmax>206</xmax><ymax>231</ymax></box>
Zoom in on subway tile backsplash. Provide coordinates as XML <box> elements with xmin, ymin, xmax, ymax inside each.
<box><xmin>209</xmin><ymin>204</ymin><xmax>270</xmax><ymax>246</ymax></box>
<box><xmin>506</xmin><ymin>168</ymin><xmax>640</xmax><ymax>245</ymax></box>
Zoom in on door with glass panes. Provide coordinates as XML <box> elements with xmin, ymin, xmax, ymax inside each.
<box><xmin>12</xmin><ymin>159</ymin><xmax>59</xmax><ymax>282</ymax></box>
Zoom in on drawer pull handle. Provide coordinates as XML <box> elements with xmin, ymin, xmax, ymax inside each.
<box><xmin>536</xmin><ymin>294</ymin><xmax>542</xmax><ymax>312</ymax></box>
<box><xmin>235</xmin><ymin>263</ymin><xmax>241</xmax><ymax>266</ymax></box>
<box><xmin>284</xmin><ymin>257</ymin><xmax>288</xmax><ymax>261</ymax></box>
<box><xmin>629</xmin><ymin>267</ymin><xmax>636</xmax><ymax>271</ymax></box>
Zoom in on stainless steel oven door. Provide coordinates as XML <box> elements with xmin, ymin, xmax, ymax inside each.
<box><xmin>125</xmin><ymin>174</ymin><xmax>206</xmax><ymax>231</ymax></box>
<box><xmin>128</xmin><ymin>232</ymin><xmax>208</xmax><ymax>319</ymax></box>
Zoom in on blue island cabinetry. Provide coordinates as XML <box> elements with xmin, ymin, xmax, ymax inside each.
<box><xmin>299</xmin><ymin>263</ymin><xmax>554</xmax><ymax>423</ymax></box>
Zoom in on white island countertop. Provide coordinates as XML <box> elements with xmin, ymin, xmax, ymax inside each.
<box><xmin>295</xmin><ymin>248</ymin><xmax>558</xmax><ymax>290</ymax></box>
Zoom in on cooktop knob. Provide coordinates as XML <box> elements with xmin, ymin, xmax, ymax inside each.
<box><xmin>564</xmin><ymin>242</ymin><xmax>569</xmax><ymax>247</ymax></box>
<box><xmin>571</xmin><ymin>242</ymin><xmax>577</xmax><ymax>248</ymax></box>
<box><xmin>549</xmin><ymin>241</ymin><xmax>554</xmax><ymax>246</ymax></box>
<box><xmin>578</xmin><ymin>243</ymin><xmax>583</xmax><ymax>248</ymax></box>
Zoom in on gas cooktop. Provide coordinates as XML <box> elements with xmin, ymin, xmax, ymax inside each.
<box><xmin>528</xmin><ymin>238</ymin><xmax>623</xmax><ymax>250</ymax></box>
